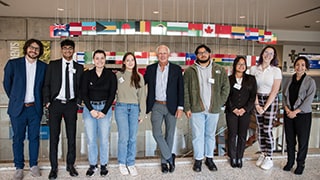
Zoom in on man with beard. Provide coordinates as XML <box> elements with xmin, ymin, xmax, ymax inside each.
<box><xmin>3</xmin><ymin>39</ymin><xmax>47</xmax><ymax>180</ymax></box>
<box><xmin>184</xmin><ymin>44</ymin><xmax>229</xmax><ymax>172</ymax></box>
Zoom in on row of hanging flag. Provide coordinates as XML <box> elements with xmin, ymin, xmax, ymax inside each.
<box><xmin>76</xmin><ymin>51</ymin><xmax>257</xmax><ymax>67</ymax></box>
<box><xmin>50</xmin><ymin>21</ymin><xmax>277</xmax><ymax>44</ymax></box>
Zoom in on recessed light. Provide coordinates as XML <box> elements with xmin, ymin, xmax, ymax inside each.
<box><xmin>153</xmin><ymin>11</ymin><xmax>159</xmax><ymax>14</ymax></box>
<box><xmin>316</xmin><ymin>20</ymin><xmax>320</xmax><ymax>23</ymax></box>
<box><xmin>57</xmin><ymin>8</ymin><xmax>64</xmax><ymax>11</ymax></box>
<box><xmin>239</xmin><ymin>15</ymin><xmax>246</xmax><ymax>19</ymax></box>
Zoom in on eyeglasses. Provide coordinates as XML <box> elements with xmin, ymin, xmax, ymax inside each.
<box><xmin>197</xmin><ymin>51</ymin><xmax>209</xmax><ymax>55</ymax></box>
<box><xmin>263</xmin><ymin>51</ymin><xmax>274</xmax><ymax>56</ymax></box>
<box><xmin>29</xmin><ymin>45</ymin><xmax>40</xmax><ymax>52</ymax></box>
<box><xmin>62</xmin><ymin>46</ymin><xmax>74</xmax><ymax>51</ymax></box>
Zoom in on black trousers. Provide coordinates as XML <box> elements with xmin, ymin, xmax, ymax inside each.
<box><xmin>49</xmin><ymin>100</ymin><xmax>78</xmax><ymax>169</ymax></box>
<box><xmin>284</xmin><ymin>112</ymin><xmax>312</xmax><ymax>166</ymax></box>
<box><xmin>226</xmin><ymin>112</ymin><xmax>250</xmax><ymax>159</ymax></box>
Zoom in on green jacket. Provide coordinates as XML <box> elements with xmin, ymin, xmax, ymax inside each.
<box><xmin>184</xmin><ymin>61</ymin><xmax>230</xmax><ymax>113</ymax></box>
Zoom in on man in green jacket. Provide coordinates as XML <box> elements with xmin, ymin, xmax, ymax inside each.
<box><xmin>184</xmin><ymin>44</ymin><xmax>230</xmax><ymax>172</ymax></box>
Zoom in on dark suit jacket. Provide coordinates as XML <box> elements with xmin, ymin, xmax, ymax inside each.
<box><xmin>144</xmin><ymin>62</ymin><xmax>184</xmax><ymax>115</ymax></box>
<box><xmin>43</xmin><ymin>59</ymin><xmax>83</xmax><ymax>105</ymax></box>
<box><xmin>226</xmin><ymin>74</ymin><xmax>257</xmax><ymax>113</ymax></box>
<box><xmin>3</xmin><ymin>57</ymin><xmax>47</xmax><ymax>118</ymax></box>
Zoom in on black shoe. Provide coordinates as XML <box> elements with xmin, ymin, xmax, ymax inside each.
<box><xmin>100</xmin><ymin>165</ymin><xmax>108</xmax><ymax>176</ymax></box>
<box><xmin>205</xmin><ymin>158</ymin><xmax>218</xmax><ymax>171</ymax></box>
<box><xmin>86</xmin><ymin>165</ymin><xmax>98</xmax><ymax>177</ymax></box>
<box><xmin>237</xmin><ymin>159</ymin><xmax>243</xmax><ymax>168</ymax></box>
<box><xmin>168</xmin><ymin>154</ymin><xmax>176</xmax><ymax>173</ymax></box>
<box><xmin>283</xmin><ymin>163</ymin><xmax>293</xmax><ymax>171</ymax></box>
<box><xmin>294</xmin><ymin>165</ymin><xmax>305</xmax><ymax>175</ymax></box>
<box><xmin>230</xmin><ymin>158</ymin><xmax>237</xmax><ymax>168</ymax></box>
<box><xmin>48</xmin><ymin>169</ymin><xmax>57</xmax><ymax>179</ymax></box>
<box><xmin>193</xmin><ymin>160</ymin><xmax>202</xmax><ymax>172</ymax></box>
<box><xmin>161</xmin><ymin>163</ymin><xmax>169</xmax><ymax>173</ymax></box>
<box><xmin>66</xmin><ymin>165</ymin><xmax>79</xmax><ymax>177</ymax></box>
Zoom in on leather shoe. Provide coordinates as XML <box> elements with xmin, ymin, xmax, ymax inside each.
<box><xmin>230</xmin><ymin>158</ymin><xmax>237</xmax><ymax>168</ymax></box>
<box><xmin>283</xmin><ymin>163</ymin><xmax>293</xmax><ymax>171</ymax></box>
<box><xmin>168</xmin><ymin>154</ymin><xmax>175</xmax><ymax>173</ymax></box>
<box><xmin>48</xmin><ymin>169</ymin><xmax>57</xmax><ymax>179</ymax></box>
<box><xmin>161</xmin><ymin>163</ymin><xmax>168</xmax><ymax>173</ymax></box>
<box><xmin>193</xmin><ymin>160</ymin><xmax>202</xmax><ymax>172</ymax></box>
<box><xmin>205</xmin><ymin>158</ymin><xmax>217</xmax><ymax>171</ymax></box>
<box><xmin>294</xmin><ymin>165</ymin><xmax>305</xmax><ymax>175</ymax></box>
<box><xmin>237</xmin><ymin>159</ymin><xmax>243</xmax><ymax>168</ymax></box>
<box><xmin>66</xmin><ymin>165</ymin><xmax>78</xmax><ymax>177</ymax></box>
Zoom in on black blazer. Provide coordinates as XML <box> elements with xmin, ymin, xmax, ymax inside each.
<box><xmin>226</xmin><ymin>74</ymin><xmax>257</xmax><ymax>113</ymax></box>
<box><xmin>144</xmin><ymin>62</ymin><xmax>184</xmax><ymax>115</ymax></box>
<box><xmin>43</xmin><ymin>59</ymin><xmax>83</xmax><ymax>104</ymax></box>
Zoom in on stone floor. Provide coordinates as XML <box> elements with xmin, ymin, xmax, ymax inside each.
<box><xmin>1</xmin><ymin>149</ymin><xmax>320</xmax><ymax>180</ymax></box>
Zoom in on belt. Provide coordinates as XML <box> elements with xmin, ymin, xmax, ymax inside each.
<box><xmin>24</xmin><ymin>102</ymin><xmax>35</xmax><ymax>107</ymax></box>
<box><xmin>155</xmin><ymin>100</ymin><xmax>166</xmax><ymax>105</ymax></box>
<box><xmin>90</xmin><ymin>100</ymin><xmax>106</xmax><ymax>105</ymax></box>
<box><xmin>55</xmin><ymin>99</ymin><xmax>75</xmax><ymax>104</ymax></box>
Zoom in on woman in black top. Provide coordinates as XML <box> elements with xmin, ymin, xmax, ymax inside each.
<box><xmin>226</xmin><ymin>56</ymin><xmax>257</xmax><ymax>168</ymax></box>
<box><xmin>81</xmin><ymin>50</ymin><xmax>117</xmax><ymax>177</ymax></box>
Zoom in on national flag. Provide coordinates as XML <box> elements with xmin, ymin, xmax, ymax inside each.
<box><xmin>246</xmin><ymin>55</ymin><xmax>257</xmax><ymax>66</ymax></box>
<box><xmin>213</xmin><ymin>54</ymin><xmax>236</xmax><ymax>66</ymax></box>
<box><xmin>151</xmin><ymin>21</ymin><xmax>167</xmax><ymax>35</ymax></box>
<box><xmin>105</xmin><ymin>51</ymin><xmax>116</xmax><ymax>64</ymax></box>
<box><xmin>135</xmin><ymin>21</ymin><xmax>151</xmax><ymax>35</ymax></box>
<box><xmin>166</xmin><ymin>22</ymin><xmax>189</xmax><ymax>36</ymax></box>
<box><xmin>188</xmin><ymin>23</ymin><xmax>203</xmax><ymax>37</ymax></box>
<box><xmin>263</xmin><ymin>31</ymin><xmax>272</xmax><ymax>41</ymax></box>
<box><xmin>231</xmin><ymin>26</ymin><xmax>245</xmax><ymax>39</ymax></box>
<box><xmin>245</xmin><ymin>27</ymin><xmax>259</xmax><ymax>41</ymax></box>
<box><xmin>135</xmin><ymin>52</ymin><xmax>149</xmax><ymax>65</ymax></box>
<box><xmin>215</xmin><ymin>25</ymin><xmax>232</xmax><ymax>38</ymax></box>
<box><xmin>76</xmin><ymin>52</ymin><xmax>85</xmax><ymax>65</ymax></box>
<box><xmin>69</xmin><ymin>22</ymin><xmax>82</xmax><ymax>36</ymax></box>
<box><xmin>149</xmin><ymin>52</ymin><xmax>158</xmax><ymax>64</ymax></box>
<box><xmin>96</xmin><ymin>21</ymin><xmax>119</xmax><ymax>34</ymax></box>
<box><xmin>185</xmin><ymin>53</ymin><xmax>196</xmax><ymax>65</ymax></box>
<box><xmin>259</xmin><ymin>33</ymin><xmax>277</xmax><ymax>44</ymax></box>
<box><xmin>53</xmin><ymin>23</ymin><xmax>69</xmax><ymax>37</ymax></box>
<box><xmin>202</xmin><ymin>24</ymin><xmax>216</xmax><ymax>37</ymax></box>
<box><xmin>120</xmin><ymin>21</ymin><xmax>136</xmax><ymax>35</ymax></box>
<box><xmin>169</xmin><ymin>52</ymin><xmax>186</xmax><ymax>65</ymax></box>
<box><xmin>84</xmin><ymin>51</ymin><xmax>93</xmax><ymax>64</ymax></box>
<box><xmin>115</xmin><ymin>52</ymin><xmax>125</xmax><ymax>64</ymax></box>
<box><xmin>258</xmin><ymin>29</ymin><xmax>265</xmax><ymax>41</ymax></box>
<box><xmin>49</xmin><ymin>25</ymin><xmax>59</xmax><ymax>38</ymax></box>
<box><xmin>82</xmin><ymin>21</ymin><xmax>96</xmax><ymax>35</ymax></box>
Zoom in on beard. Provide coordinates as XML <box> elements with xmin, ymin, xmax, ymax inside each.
<box><xmin>196</xmin><ymin>57</ymin><xmax>210</xmax><ymax>64</ymax></box>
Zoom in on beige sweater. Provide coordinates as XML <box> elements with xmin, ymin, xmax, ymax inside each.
<box><xmin>116</xmin><ymin>70</ymin><xmax>147</xmax><ymax>120</ymax></box>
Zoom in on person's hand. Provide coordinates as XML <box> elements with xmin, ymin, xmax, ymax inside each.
<box><xmin>96</xmin><ymin>112</ymin><xmax>105</xmax><ymax>119</ymax></box>
<box><xmin>90</xmin><ymin>110</ymin><xmax>99</xmax><ymax>118</ymax></box>
<box><xmin>256</xmin><ymin>105</ymin><xmax>265</xmax><ymax>115</ymax></box>
<box><xmin>175</xmin><ymin>109</ymin><xmax>183</xmax><ymax>119</ymax></box>
<box><xmin>238</xmin><ymin>108</ymin><xmax>246</xmax><ymax>116</ymax></box>
<box><xmin>185</xmin><ymin>110</ymin><xmax>192</xmax><ymax>119</ymax></box>
<box><xmin>232</xmin><ymin>108</ymin><xmax>240</xmax><ymax>116</ymax></box>
<box><xmin>45</xmin><ymin>102</ymin><xmax>50</xmax><ymax>109</ymax></box>
<box><xmin>286</xmin><ymin>110</ymin><xmax>297</xmax><ymax>119</ymax></box>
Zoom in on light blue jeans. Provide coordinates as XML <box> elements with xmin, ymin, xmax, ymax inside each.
<box><xmin>191</xmin><ymin>112</ymin><xmax>219</xmax><ymax>160</ymax></box>
<box><xmin>83</xmin><ymin>104</ymin><xmax>112</xmax><ymax>166</ymax></box>
<box><xmin>115</xmin><ymin>102</ymin><xmax>139</xmax><ymax>166</ymax></box>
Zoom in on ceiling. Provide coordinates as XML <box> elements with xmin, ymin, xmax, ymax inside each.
<box><xmin>0</xmin><ymin>0</ymin><xmax>319</xmax><ymax>32</ymax></box>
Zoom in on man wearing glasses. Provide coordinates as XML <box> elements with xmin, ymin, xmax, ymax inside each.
<box><xmin>43</xmin><ymin>39</ymin><xmax>83</xmax><ymax>179</ymax></box>
<box><xmin>184</xmin><ymin>44</ymin><xmax>230</xmax><ymax>172</ymax></box>
<box><xmin>3</xmin><ymin>39</ymin><xmax>47</xmax><ymax>180</ymax></box>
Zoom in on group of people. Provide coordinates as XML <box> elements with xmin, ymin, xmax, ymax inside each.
<box><xmin>3</xmin><ymin>39</ymin><xmax>316</xmax><ymax>180</ymax></box>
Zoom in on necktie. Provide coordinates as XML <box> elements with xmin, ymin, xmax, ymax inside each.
<box><xmin>65</xmin><ymin>63</ymin><xmax>70</xmax><ymax>100</ymax></box>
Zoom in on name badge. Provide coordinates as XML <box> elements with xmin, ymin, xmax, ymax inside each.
<box><xmin>208</xmin><ymin>78</ymin><xmax>215</xmax><ymax>84</ymax></box>
<box><xmin>118</xmin><ymin>77</ymin><xmax>125</xmax><ymax>83</ymax></box>
<box><xmin>233</xmin><ymin>83</ymin><xmax>241</xmax><ymax>90</ymax></box>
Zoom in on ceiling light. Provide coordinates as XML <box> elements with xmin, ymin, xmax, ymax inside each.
<box><xmin>316</xmin><ymin>20</ymin><xmax>320</xmax><ymax>23</ymax></box>
<box><xmin>57</xmin><ymin>8</ymin><xmax>64</xmax><ymax>11</ymax></box>
<box><xmin>153</xmin><ymin>11</ymin><xmax>159</xmax><ymax>14</ymax></box>
<box><xmin>239</xmin><ymin>15</ymin><xmax>246</xmax><ymax>19</ymax></box>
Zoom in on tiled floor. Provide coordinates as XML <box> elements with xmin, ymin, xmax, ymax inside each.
<box><xmin>1</xmin><ymin>149</ymin><xmax>320</xmax><ymax>180</ymax></box>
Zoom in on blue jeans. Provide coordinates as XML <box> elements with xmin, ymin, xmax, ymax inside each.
<box><xmin>115</xmin><ymin>102</ymin><xmax>139</xmax><ymax>166</ymax></box>
<box><xmin>83</xmin><ymin>104</ymin><xmax>112</xmax><ymax>166</ymax></box>
<box><xmin>191</xmin><ymin>112</ymin><xmax>219</xmax><ymax>160</ymax></box>
<box><xmin>10</xmin><ymin>106</ymin><xmax>41</xmax><ymax>169</ymax></box>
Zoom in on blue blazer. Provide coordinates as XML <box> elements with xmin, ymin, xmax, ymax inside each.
<box><xmin>144</xmin><ymin>62</ymin><xmax>184</xmax><ymax>115</ymax></box>
<box><xmin>3</xmin><ymin>57</ymin><xmax>47</xmax><ymax>118</ymax></box>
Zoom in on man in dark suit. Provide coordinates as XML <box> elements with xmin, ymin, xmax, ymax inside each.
<box><xmin>43</xmin><ymin>39</ymin><xmax>83</xmax><ymax>179</ymax></box>
<box><xmin>144</xmin><ymin>45</ymin><xmax>184</xmax><ymax>173</ymax></box>
<box><xmin>3</xmin><ymin>39</ymin><xmax>47</xmax><ymax>180</ymax></box>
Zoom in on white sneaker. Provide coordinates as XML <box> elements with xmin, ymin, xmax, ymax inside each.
<box><xmin>30</xmin><ymin>166</ymin><xmax>41</xmax><ymax>177</ymax></box>
<box><xmin>260</xmin><ymin>157</ymin><xmax>273</xmax><ymax>170</ymax></box>
<box><xmin>256</xmin><ymin>154</ymin><xmax>265</xmax><ymax>167</ymax></box>
<box><xmin>128</xmin><ymin>165</ymin><xmax>138</xmax><ymax>176</ymax></box>
<box><xmin>119</xmin><ymin>164</ymin><xmax>129</xmax><ymax>175</ymax></box>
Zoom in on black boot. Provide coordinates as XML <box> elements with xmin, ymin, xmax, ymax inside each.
<box><xmin>230</xmin><ymin>159</ymin><xmax>237</xmax><ymax>168</ymax></box>
<box><xmin>237</xmin><ymin>159</ymin><xmax>242</xmax><ymax>168</ymax></box>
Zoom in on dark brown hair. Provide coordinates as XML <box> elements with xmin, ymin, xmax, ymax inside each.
<box><xmin>23</xmin><ymin>38</ymin><xmax>44</xmax><ymax>58</ymax></box>
<box><xmin>121</xmin><ymin>52</ymin><xmax>141</xmax><ymax>89</ymax></box>
<box><xmin>257</xmin><ymin>45</ymin><xmax>279</xmax><ymax>66</ymax></box>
